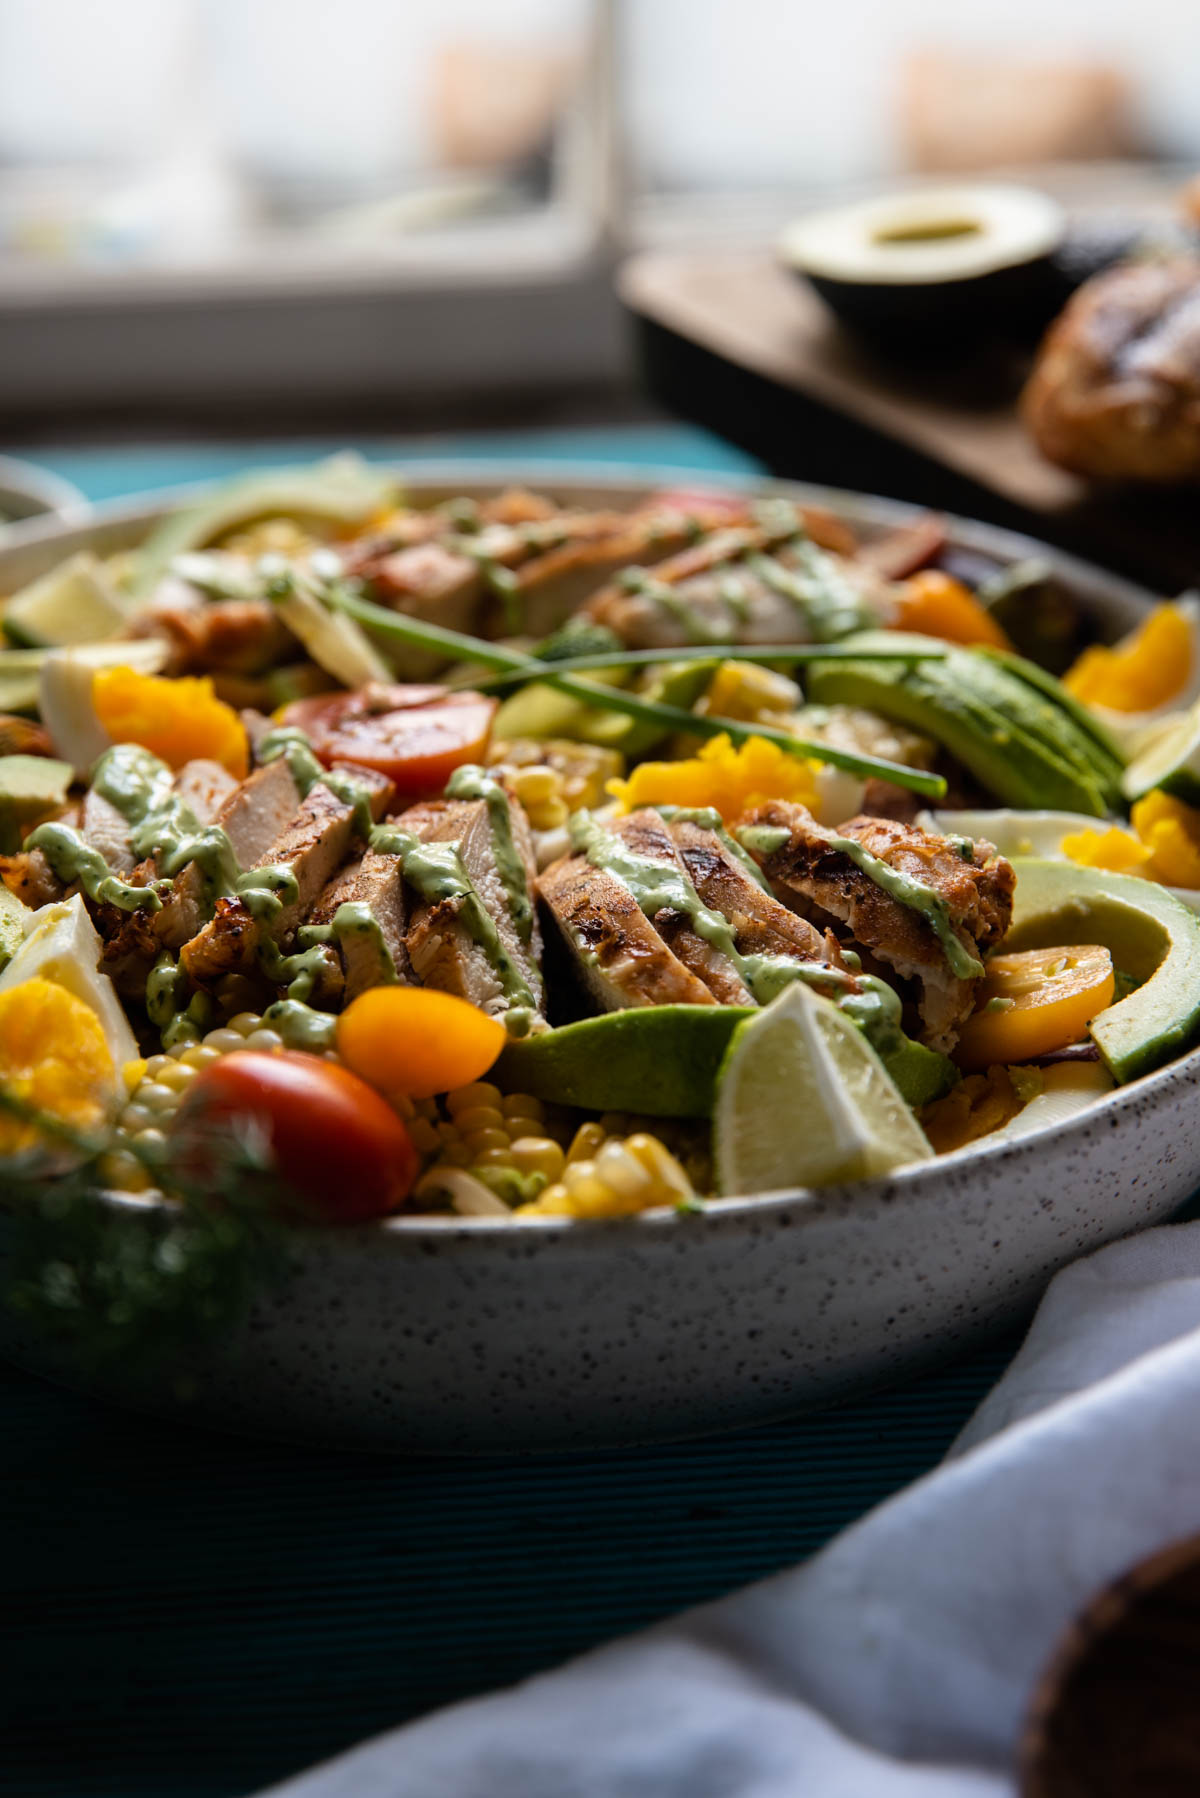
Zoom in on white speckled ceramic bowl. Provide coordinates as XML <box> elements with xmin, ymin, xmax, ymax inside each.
<box><xmin>0</xmin><ymin>468</ymin><xmax>1195</xmax><ymax>1452</ymax></box>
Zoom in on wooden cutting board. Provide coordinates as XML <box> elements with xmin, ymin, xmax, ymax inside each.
<box><xmin>620</xmin><ymin>247</ymin><xmax>1200</xmax><ymax>591</ymax></box>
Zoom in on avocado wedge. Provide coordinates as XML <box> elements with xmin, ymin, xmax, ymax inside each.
<box><xmin>1005</xmin><ymin>857</ymin><xmax>1200</xmax><ymax>1082</ymax></box>
<box><xmin>806</xmin><ymin>636</ymin><xmax>1118</xmax><ymax>815</ymax></box>
<box><xmin>495</xmin><ymin>1003</ymin><xmax>955</xmax><ymax>1116</ymax></box>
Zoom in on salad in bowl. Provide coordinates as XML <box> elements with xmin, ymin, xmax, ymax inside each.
<box><xmin>2</xmin><ymin>455</ymin><xmax>1200</xmax><ymax>1244</ymax></box>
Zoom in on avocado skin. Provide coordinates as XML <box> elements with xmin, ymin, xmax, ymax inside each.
<box><xmin>1007</xmin><ymin>857</ymin><xmax>1200</xmax><ymax>1083</ymax></box>
<box><xmin>800</xmin><ymin>254</ymin><xmax>1060</xmax><ymax>353</ymax></box>
<box><xmin>806</xmin><ymin>643</ymin><xmax>1115</xmax><ymax>815</ymax></box>
<box><xmin>497</xmin><ymin>1004</ymin><xmax>950</xmax><ymax>1115</ymax></box>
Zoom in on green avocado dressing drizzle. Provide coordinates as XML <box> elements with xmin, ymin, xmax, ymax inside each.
<box><xmin>24</xmin><ymin>821</ymin><xmax>163</xmax><ymax>913</ymax></box>
<box><xmin>299</xmin><ymin>902</ymin><xmax>398</xmax><ymax>985</ymax></box>
<box><xmin>616</xmin><ymin>567</ymin><xmax>724</xmax><ymax>645</ymax></box>
<box><xmin>736</xmin><ymin>814</ymin><xmax>983</xmax><ymax>982</ymax></box>
<box><xmin>823</xmin><ymin>831</ymin><xmax>984</xmax><ymax>980</ymax></box>
<box><xmin>445</xmin><ymin>763</ymin><xmax>535</xmax><ymax>945</ymax></box>
<box><xmin>747</xmin><ymin>544</ymin><xmax>873</xmax><ymax>643</ymax></box>
<box><xmin>569</xmin><ymin>808</ymin><xmax>877</xmax><ymax>1014</ymax></box>
<box><xmin>649</xmin><ymin>806</ymin><xmax>773</xmax><ymax>893</ymax></box>
<box><xmin>257</xmin><ymin>726</ymin><xmax>376</xmax><ymax>836</ymax></box>
<box><xmin>370</xmin><ymin>823</ymin><xmax>536</xmax><ymax>1014</ymax></box>
<box><xmin>52</xmin><ymin>742</ymin><xmax>361</xmax><ymax>1045</ymax></box>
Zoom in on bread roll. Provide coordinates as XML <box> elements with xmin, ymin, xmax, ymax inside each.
<box><xmin>1022</xmin><ymin>260</ymin><xmax>1200</xmax><ymax>483</ymax></box>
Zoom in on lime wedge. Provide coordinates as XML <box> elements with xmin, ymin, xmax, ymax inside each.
<box><xmin>1121</xmin><ymin>702</ymin><xmax>1200</xmax><ymax>805</ymax></box>
<box><xmin>714</xmin><ymin>983</ymin><xmax>932</xmax><ymax>1195</ymax></box>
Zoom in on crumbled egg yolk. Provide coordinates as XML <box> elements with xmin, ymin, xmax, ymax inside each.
<box><xmin>0</xmin><ymin>977</ymin><xmax>115</xmax><ymax>1153</ymax></box>
<box><xmin>607</xmin><ymin>732</ymin><xmax>818</xmax><ymax>822</ymax></box>
<box><xmin>920</xmin><ymin>1066</ymin><xmax>1030</xmax><ymax>1156</ymax></box>
<box><xmin>1059</xmin><ymin>825</ymin><xmax>1151</xmax><ymax>877</ymax></box>
<box><xmin>1062</xmin><ymin>604</ymin><xmax>1194</xmax><ymax>714</ymax></box>
<box><xmin>1130</xmin><ymin>791</ymin><xmax>1200</xmax><ymax>889</ymax></box>
<box><xmin>92</xmin><ymin>667</ymin><xmax>249</xmax><ymax>778</ymax></box>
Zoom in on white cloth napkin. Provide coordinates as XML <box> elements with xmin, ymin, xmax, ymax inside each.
<box><xmin>261</xmin><ymin>1220</ymin><xmax>1200</xmax><ymax>1798</ymax></box>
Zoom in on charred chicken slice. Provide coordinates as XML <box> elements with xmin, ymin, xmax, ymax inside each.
<box><xmin>308</xmin><ymin>849</ymin><xmax>411</xmax><ymax>1000</ymax></box>
<box><xmin>537</xmin><ymin>852</ymin><xmax>718</xmax><ymax>1011</ymax></box>
<box><xmin>740</xmin><ymin>801</ymin><xmax>1013</xmax><ymax>1052</ymax></box>
<box><xmin>584</xmin><ymin>524</ymin><xmax>890</xmax><ymax>651</ymax></box>
<box><xmin>396</xmin><ymin>791</ymin><xmax>543</xmax><ymax>1020</ymax></box>
<box><xmin>601</xmin><ymin>810</ymin><xmax>754</xmax><ymax>1005</ymax></box>
<box><xmin>180</xmin><ymin>767</ymin><xmax>392</xmax><ymax>985</ymax></box>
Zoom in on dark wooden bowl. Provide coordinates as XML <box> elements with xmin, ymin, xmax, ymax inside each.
<box><xmin>1021</xmin><ymin>1532</ymin><xmax>1200</xmax><ymax>1796</ymax></box>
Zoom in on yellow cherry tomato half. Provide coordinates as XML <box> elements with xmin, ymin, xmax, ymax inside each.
<box><xmin>955</xmin><ymin>944</ymin><xmax>1115</xmax><ymax>1073</ymax></box>
<box><xmin>337</xmin><ymin>986</ymin><xmax>508</xmax><ymax>1100</ymax></box>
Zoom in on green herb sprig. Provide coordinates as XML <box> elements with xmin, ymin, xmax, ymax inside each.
<box><xmin>0</xmin><ymin>1089</ymin><xmax>287</xmax><ymax>1372</ymax></box>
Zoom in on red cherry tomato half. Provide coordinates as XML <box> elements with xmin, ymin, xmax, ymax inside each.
<box><xmin>280</xmin><ymin>684</ymin><xmax>497</xmax><ymax>797</ymax></box>
<box><xmin>172</xmin><ymin>1051</ymin><xmax>417</xmax><ymax>1223</ymax></box>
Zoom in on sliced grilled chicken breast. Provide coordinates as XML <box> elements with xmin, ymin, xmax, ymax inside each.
<box><xmin>308</xmin><ymin>848</ymin><xmax>411</xmax><ymax>1000</ymax></box>
<box><xmin>397</xmin><ymin>793</ymin><xmax>543</xmax><ymax>1019</ymax></box>
<box><xmin>537</xmin><ymin>851</ymin><xmax>717</xmax><ymax>1011</ymax></box>
<box><xmin>740</xmin><ymin>800</ymin><xmax>1013</xmax><ymax>1051</ymax></box>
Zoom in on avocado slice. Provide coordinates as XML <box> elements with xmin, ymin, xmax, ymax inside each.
<box><xmin>980</xmin><ymin>647</ymin><xmax>1124</xmax><ymax>788</ymax></box>
<box><xmin>0</xmin><ymin>883</ymin><xmax>30</xmax><ymax>970</ymax></box>
<box><xmin>806</xmin><ymin>641</ymin><xmax>1113</xmax><ymax>815</ymax></box>
<box><xmin>3</xmin><ymin>553</ymin><xmax>127</xmax><ymax>649</ymax></box>
<box><xmin>130</xmin><ymin>455</ymin><xmax>400</xmax><ymax>599</ymax></box>
<box><xmin>494</xmin><ymin>660</ymin><xmax>715</xmax><ymax>757</ymax></box>
<box><xmin>1005</xmin><ymin>857</ymin><xmax>1200</xmax><ymax>1083</ymax></box>
<box><xmin>0</xmin><ymin>754</ymin><xmax>73</xmax><ymax>852</ymax></box>
<box><xmin>496</xmin><ymin>1003</ymin><xmax>951</xmax><ymax>1116</ymax></box>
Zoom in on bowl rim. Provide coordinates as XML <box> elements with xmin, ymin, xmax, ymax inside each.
<box><xmin>2</xmin><ymin>459</ymin><xmax>1183</xmax><ymax>1240</ymax></box>
<box><xmin>0</xmin><ymin>454</ymin><xmax>87</xmax><ymax>526</ymax></box>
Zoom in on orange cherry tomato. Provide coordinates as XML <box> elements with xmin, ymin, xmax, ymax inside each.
<box><xmin>894</xmin><ymin>570</ymin><xmax>1013</xmax><ymax>650</ymax></box>
<box><xmin>337</xmin><ymin>986</ymin><xmax>507</xmax><ymax>1100</ymax></box>
<box><xmin>172</xmin><ymin>1050</ymin><xmax>417</xmax><ymax>1222</ymax></box>
<box><xmin>955</xmin><ymin>944</ymin><xmax>1115</xmax><ymax>1073</ymax></box>
<box><xmin>280</xmin><ymin>684</ymin><xmax>496</xmax><ymax>797</ymax></box>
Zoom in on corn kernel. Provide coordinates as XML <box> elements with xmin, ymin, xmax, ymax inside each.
<box><xmin>626</xmin><ymin>1133</ymin><xmax>693</xmax><ymax>1198</ymax></box>
<box><xmin>509</xmin><ymin>1136</ymin><xmax>565</xmax><ymax>1180</ymax></box>
<box><xmin>472</xmin><ymin>1147</ymin><xmax>516</xmax><ymax>1169</ymax></box>
<box><xmin>203</xmin><ymin>1028</ymin><xmax>245</xmax><ymax>1054</ymax></box>
<box><xmin>593</xmin><ymin>1140</ymin><xmax>653</xmax><ymax>1201</ymax></box>
<box><xmin>244</xmin><ymin>1028</ymin><xmax>284</xmax><ymax>1053</ymax></box>
<box><xmin>464</xmin><ymin>1127</ymin><xmax>510</xmax><ymax>1156</ymax></box>
<box><xmin>229</xmin><ymin>1011</ymin><xmax>264</xmax><ymax>1037</ymax></box>
<box><xmin>512</xmin><ymin>766</ymin><xmax>560</xmax><ymax>804</ymax></box>
<box><xmin>565</xmin><ymin>1121</ymin><xmax>607</xmax><ymax>1165</ymax></box>
<box><xmin>452</xmin><ymin>1104</ymin><xmax>506</xmax><ymax>1136</ymax></box>
<box><xmin>501</xmin><ymin>1092</ymin><xmax>545</xmax><ymax>1122</ymax></box>
<box><xmin>157</xmin><ymin>1060</ymin><xmax>198</xmax><ymax>1092</ymax></box>
<box><xmin>447</xmin><ymin>1082</ymin><xmax>503</xmax><ymax>1116</ymax></box>
<box><xmin>100</xmin><ymin>1150</ymin><xmax>154</xmax><ymax>1194</ymax></box>
<box><xmin>182</xmin><ymin>1042</ymin><xmax>221</xmax><ymax>1069</ymax></box>
<box><xmin>408</xmin><ymin>1118</ymin><xmax>442</xmax><ymax>1155</ymax></box>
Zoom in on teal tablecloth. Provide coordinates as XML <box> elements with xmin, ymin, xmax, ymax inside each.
<box><xmin>2</xmin><ymin>425</ymin><xmax>1020</xmax><ymax>1798</ymax></box>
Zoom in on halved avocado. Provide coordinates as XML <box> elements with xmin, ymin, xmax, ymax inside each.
<box><xmin>778</xmin><ymin>183</ymin><xmax>1065</xmax><ymax>349</ymax></box>
<box><xmin>1006</xmin><ymin>857</ymin><xmax>1200</xmax><ymax>1083</ymax></box>
<box><xmin>495</xmin><ymin>1004</ymin><xmax>953</xmax><ymax>1116</ymax></box>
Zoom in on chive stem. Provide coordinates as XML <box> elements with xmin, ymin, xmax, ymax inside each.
<box><xmin>470</xmin><ymin>640</ymin><xmax>947</xmax><ymax>689</ymax></box>
<box><xmin>329</xmin><ymin>588</ymin><xmax>947</xmax><ymax>799</ymax></box>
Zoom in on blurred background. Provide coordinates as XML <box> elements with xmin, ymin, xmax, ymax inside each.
<box><xmin>0</xmin><ymin>0</ymin><xmax>1197</xmax><ymax>429</ymax></box>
